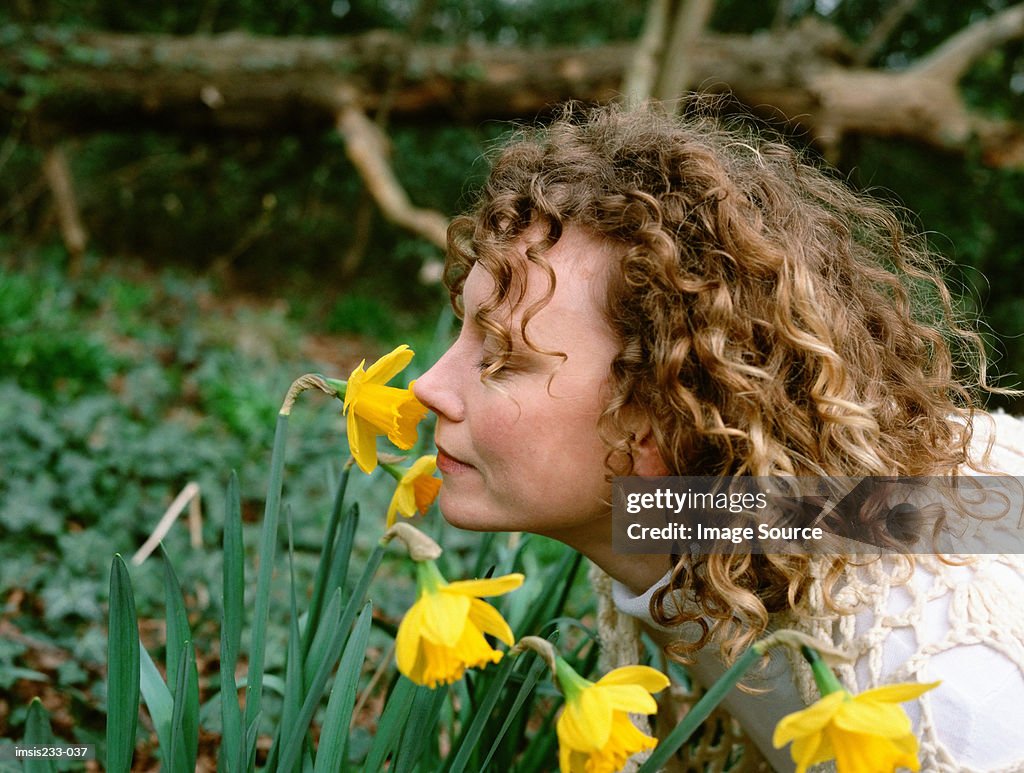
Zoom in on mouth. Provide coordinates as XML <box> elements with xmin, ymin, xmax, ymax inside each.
<box><xmin>435</xmin><ymin>443</ymin><xmax>474</xmax><ymax>475</ymax></box>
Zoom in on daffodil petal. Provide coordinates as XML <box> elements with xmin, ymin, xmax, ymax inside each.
<box><xmin>830</xmin><ymin>727</ymin><xmax>918</xmax><ymax>773</ymax></box>
<box><xmin>395</xmin><ymin>601</ymin><xmax>425</xmax><ymax>678</ymax></box>
<box><xmin>386</xmin><ymin>496</ymin><xmax>399</xmax><ymax>528</ymax></box>
<box><xmin>856</xmin><ymin>681</ymin><xmax>940</xmax><ymax>704</ymax></box>
<box><xmin>445</xmin><ymin>573</ymin><xmax>525</xmax><ymax>597</ymax></box>
<box><xmin>349</xmin><ymin>413</ymin><xmax>378</xmax><ymax>473</ymax></box>
<box><xmin>420</xmin><ymin>590</ymin><xmax>471</xmax><ymax>647</ymax></box>
<box><xmin>557</xmin><ymin>686</ymin><xmax>613</xmax><ymax>753</ymax></box>
<box><xmin>466</xmin><ymin>598</ymin><xmax>515</xmax><ymax>646</ymax></box>
<box><xmin>773</xmin><ymin>691</ymin><xmax>845</xmax><ymax>747</ymax></box>
<box><xmin>594</xmin><ymin>665</ymin><xmax>670</xmax><ymax>693</ymax></box>
<box><xmin>363</xmin><ymin>344</ymin><xmax>414</xmax><ymax>385</ymax></box>
<box><xmin>342</xmin><ymin>361</ymin><xmax>365</xmax><ymax>413</ymax></box>
<box><xmin>406</xmin><ymin>454</ymin><xmax>438</xmax><ymax>477</ymax></box>
<box><xmin>835</xmin><ymin>697</ymin><xmax>912</xmax><ymax>737</ymax></box>
<box><xmin>595</xmin><ymin>684</ymin><xmax>659</xmax><ymax>715</ymax></box>
<box><xmin>790</xmin><ymin>731</ymin><xmax>830</xmax><ymax>773</ymax></box>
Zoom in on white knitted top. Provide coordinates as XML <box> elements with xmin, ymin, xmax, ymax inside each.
<box><xmin>603</xmin><ymin>411</ymin><xmax>1024</xmax><ymax>772</ymax></box>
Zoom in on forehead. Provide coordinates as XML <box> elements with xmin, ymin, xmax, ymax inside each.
<box><xmin>462</xmin><ymin>226</ymin><xmax>615</xmax><ymax>326</ymax></box>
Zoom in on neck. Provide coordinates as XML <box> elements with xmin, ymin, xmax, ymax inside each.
<box><xmin>537</xmin><ymin>515</ymin><xmax>672</xmax><ymax>595</ymax></box>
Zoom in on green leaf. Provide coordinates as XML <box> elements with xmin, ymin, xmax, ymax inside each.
<box><xmin>219</xmin><ymin>472</ymin><xmax>245</xmax><ymax>773</ymax></box>
<box><xmin>106</xmin><ymin>555</ymin><xmax>139</xmax><ymax>773</ymax></box>
<box><xmin>444</xmin><ymin>651</ymin><xmax>519</xmax><ymax>773</ymax></box>
<box><xmin>168</xmin><ymin>643</ymin><xmax>194</xmax><ymax>773</ymax></box>
<box><xmin>636</xmin><ymin>645</ymin><xmax>762</xmax><ymax>772</ymax></box>
<box><xmin>276</xmin><ymin>540</ymin><xmax>384</xmax><ymax>773</ymax></box>
<box><xmin>223</xmin><ymin>471</ymin><xmax>244</xmax><ymax>665</ymax></box>
<box><xmin>303</xmin><ymin>589</ymin><xmax>342</xmax><ymax>693</ymax></box>
<box><xmin>313</xmin><ymin>602</ymin><xmax>373</xmax><ymax>773</ymax></box>
<box><xmin>363</xmin><ymin>676</ymin><xmax>417</xmax><ymax>771</ymax></box>
<box><xmin>302</xmin><ymin>466</ymin><xmax>353</xmax><ymax>657</ymax></box>
<box><xmin>139</xmin><ymin>645</ymin><xmax>173</xmax><ymax>757</ymax></box>
<box><xmin>23</xmin><ymin>698</ymin><xmax>57</xmax><ymax>773</ymax></box>
<box><xmin>244</xmin><ymin>413</ymin><xmax>289</xmax><ymax>736</ymax></box>
<box><xmin>161</xmin><ymin>546</ymin><xmax>198</xmax><ymax>771</ymax></box>
<box><xmin>266</xmin><ymin>508</ymin><xmax>306</xmax><ymax>773</ymax></box>
<box><xmin>392</xmin><ymin>684</ymin><xmax>447</xmax><ymax>772</ymax></box>
<box><xmin>478</xmin><ymin>654</ymin><xmax>548</xmax><ymax>770</ymax></box>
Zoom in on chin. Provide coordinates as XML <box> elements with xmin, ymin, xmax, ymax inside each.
<box><xmin>437</xmin><ymin>495</ymin><xmax>506</xmax><ymax>533</ymax></box>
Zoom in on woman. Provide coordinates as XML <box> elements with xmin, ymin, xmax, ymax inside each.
<box><xmin>412</xmin><ymin>103</ymin><xmax>1024</xmax><ymax>771</ymax></box>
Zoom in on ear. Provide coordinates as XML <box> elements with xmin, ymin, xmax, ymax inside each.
<box><xmin>631</xmin><ymin>420</ymin><xmax>670</xmax><ymax>477</ymax></box>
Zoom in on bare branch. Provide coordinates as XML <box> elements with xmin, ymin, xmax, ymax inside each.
<box><xmin>41</xmin><ymin>144</ymin><xmax>87</xmax><ymax>276</ymax></box>
<box><xmin>915</xmin><ymin>2</ymin><xmax>1024</xmax><ymax>80</ymax></box>
<box><xmin>334</xmin><ymin>97</ymin><xmax>448</xmax><ymax>251</ymax></box>
<box><xmin>852</xmin><ymin>0</ymin><xmax>919</xmax><ymax>67</ymax></box>
<box><xmin>655</xmin><ymin>0</ymin><xmax>717</xmax><ymax>102</ymax></box>
<box><xmin>623</xmin><ymin>0</ymin><xmax>671</xmax><ymax>105</ymax></box>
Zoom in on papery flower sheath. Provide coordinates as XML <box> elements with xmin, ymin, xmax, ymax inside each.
<box><xmin>555</xmin><ymin>658</ymin><xmax>669</xmax><ymax>773</ymax></box>
<box><xmin>385</xmin><ymin>455</ymin><xmax>442</xmax><ymax>527</ymax></box>
<box><xmin>341</xmin><ymin>344</ymin><xmax>428</xmax><ymax>474</ymax></box>
<box><xmin>774</xmin><ymin>647</ymin><xmax>939</xmax><ymax>773</ymax></box>
<box><xmin>395</xmin><ymin>560</ymin><xmax>523</xmax><ymax>689</ymax></box>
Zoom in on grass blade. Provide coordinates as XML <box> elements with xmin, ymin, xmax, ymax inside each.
<box><xmin>106</xmin><ymin>554</ymin><xmax>139</xmax><ymax>773</ymax></box>
<box><xmin>312</xmin><ymin>601</ymin><xmax>373</xmax><ymax>773</ymax></box>
<box><xmin>245</xmin><ymin>412</ymin><xmax>289</xmax><ymax>736</ymax></box>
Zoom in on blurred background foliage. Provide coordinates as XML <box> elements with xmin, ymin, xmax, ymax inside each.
<box><xmin>1</xmin><ymin>0</ymin><xmax>1023</xmax><ymax>761</ymax></box>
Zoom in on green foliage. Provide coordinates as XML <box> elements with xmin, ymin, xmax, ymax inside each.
<box><xmin>92</xmin><ymin>399</ymin><xmax>600</xmax><ymax>770</ymax></box>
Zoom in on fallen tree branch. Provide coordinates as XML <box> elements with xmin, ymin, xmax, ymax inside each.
<box><xmin>334</xmin><ymin>97</ymin><xmax>449</xmax><ymax>251</ymax></box>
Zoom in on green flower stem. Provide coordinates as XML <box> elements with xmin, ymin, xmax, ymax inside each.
<box><xmin>637</xmin><ymin>645</ymin><xmax>764</xmax><ymax>773</ymax></box>
<box><xmin>381</xmin><ymin>462</ymin><xmax>405</xmax><ymax>482</ymax></box>
<box><xmin>416</xmin><ymin>559</ymin><xmax>447</xmax><ymax>594</ymax></box>
<box><xmin>554</xmin><ymin>656</ymin><xmax>592</xmax><ymax>704</ymax></box>
<box><xmin>801</xmin><ymin>645</ymin><xmax>845</xmax><ymax>697</ymax></box>
<box><xmin>323</xmin><ymin>377</ymin><xmax>347</xmax><ymax>400</ymax></box>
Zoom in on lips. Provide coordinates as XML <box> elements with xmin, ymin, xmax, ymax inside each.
<box><xmin>435</xmin><ymin>443</ymin><xmax>474</xmax><ymax>474</ymax></box>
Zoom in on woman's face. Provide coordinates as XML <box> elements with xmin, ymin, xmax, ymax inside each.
<box><xmin>413</xmin><ymin>228</ymin><xmax>622</xmax><ymax>542</ymax></box>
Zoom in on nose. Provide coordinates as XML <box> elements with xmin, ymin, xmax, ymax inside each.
<box><xmin>413</xmin><ymin>346</ymin><xmax>465</xmax><ymax>422</ymax></box>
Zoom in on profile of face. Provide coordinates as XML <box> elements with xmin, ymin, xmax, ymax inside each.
<box><xmin>413</xmin><ymin>228</ymin><xmax>624</xmax><ymax>545</ymax></box>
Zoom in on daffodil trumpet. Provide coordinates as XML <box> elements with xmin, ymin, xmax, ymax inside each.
<box><xmin>381</xmin><ymin>456</ymin><xmax>442</xmax><ymax>527</ymax></box>
<box><xmin>327</xmin><ymin>345</ymin><xmax>429</xmax><ymax>474</ymax></box>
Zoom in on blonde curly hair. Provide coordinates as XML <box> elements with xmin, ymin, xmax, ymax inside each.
<box><xmin>443</xmin><ymin>101</ymin><xmax>995</xmax><ymax>663</ymax></box>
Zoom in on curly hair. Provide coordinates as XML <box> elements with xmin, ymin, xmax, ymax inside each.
<box><xmin>442</xmin><ymin>101</ymin><xmax>995</xmax><ymax>663</ymax></box>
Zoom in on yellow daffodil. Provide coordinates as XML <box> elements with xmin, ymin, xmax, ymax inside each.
<box><xmin>774</xmin><ymin>646</ymin><xmax>939</xmax><ymax>773</ymax></box>
<box><xmin>383</xmin><ymin>455</ymin><xmax>442</xmax><ymax>527</ymax></box>
<box><xmin>395</xmin><ymin>560</ymin><xmax>523</xmax><ymax>688</ymax></box>
<box><xmin>336</xmin><ymin>344</ymin><xmax>428</xmax><ymax>474</ymax></box>
<box><xmin>554</xmin><ymin>657</ymin><xmax>669</xmax><ymax>773</ymax></box>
